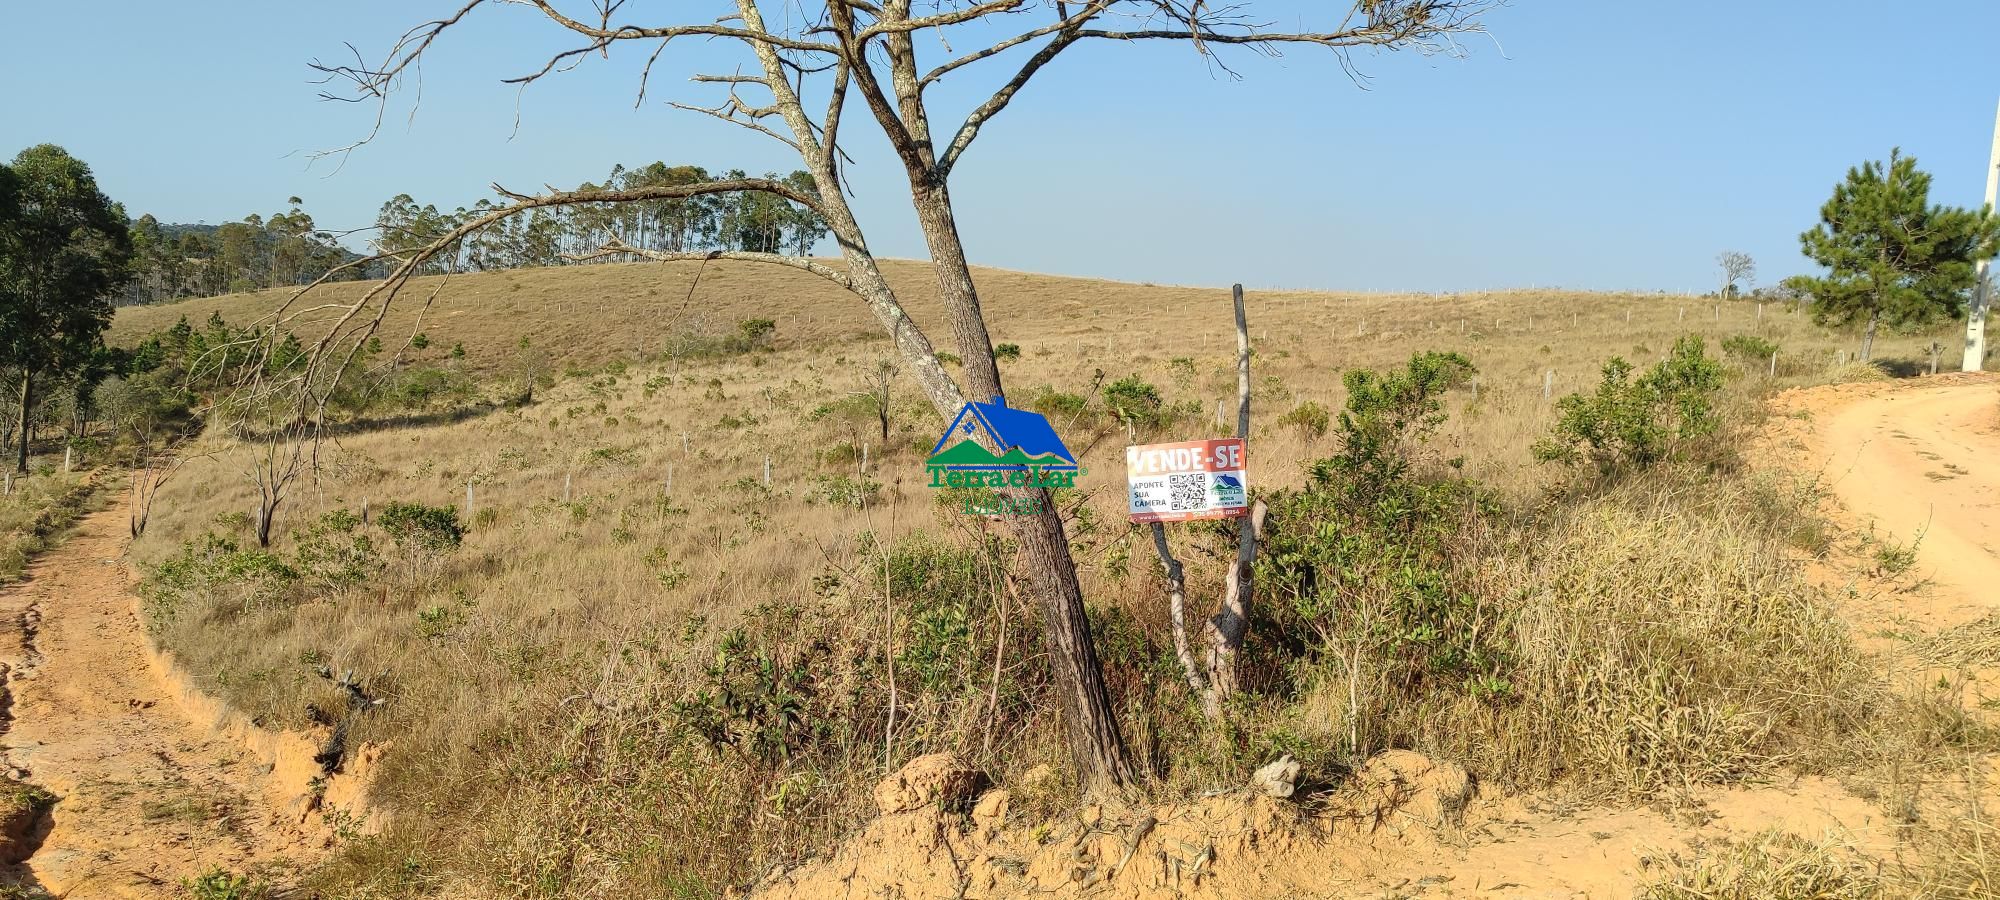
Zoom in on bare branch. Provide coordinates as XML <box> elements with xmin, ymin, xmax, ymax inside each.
<box><xmin>920</xmin><ymin>0</ymin><xmax>1114</xmax><ymax>86</ymax></box>
<box><xmin>859</xmin><ymin>0</ymin><xmax>1028</xmax><ymax>38</ymax></box>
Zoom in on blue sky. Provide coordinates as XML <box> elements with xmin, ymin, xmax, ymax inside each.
<box><xmin>2</xmin><ymin>1</ymin><xmax>1994</xmax><ymax>293</ymax></box>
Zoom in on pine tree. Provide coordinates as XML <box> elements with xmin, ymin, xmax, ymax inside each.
<box><xmin>1787</xmin><ymin>149</ymin><xmax>2000</xmax><ymax>361</ymax></box>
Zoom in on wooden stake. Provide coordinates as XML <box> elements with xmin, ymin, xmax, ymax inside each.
<box><xmin>562</xmin><ymin>472</ymin><xmax>571</xmax><ymax>503</ymax></box>
<box><xmin>63</xmin><ymin>446</ymin><xmax>71</xmax><ymax>474</ymax></box>
<box><xmin>466</xmin><ymin>480</ymin><xmax>475</xmax><ymax>518</ymax></box>
<box><xmin>1543</xmin><ymin>369</ymin><xmax>1554</xmax><ymax>399</ymax></box>
<box><xmin>1965</xmin><ymin>96</ymin><xmax>2000</xmax><ymax>371</ymax></box>
<box><xmin>1769</xmin><ymin>351</ymin><xmax>1778</xmax><ymax>378</ymax></box>
<box><xmin>763</xmin><ymin>455</ymin><xmax>772</xmax><ymax>486</ymax></box>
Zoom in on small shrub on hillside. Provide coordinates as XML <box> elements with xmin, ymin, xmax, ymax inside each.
<box><xmin>1532</xmin><ymin>336</ymin><xmax>1725</xmax><ymax>473</ymax></box>
<box><xmin>1274</xmin><ymin>400</ymin><xmax>1330</xmax><ymax>439</ymax></box>
<box><xmin>290</xmin><ymin>509</ymin><xmax>378</xmax><ymax>592</ymax></box>
<box><xmin>376</xmin><ymin>503</ymin><xmax>465</xmax><ymax>554</ymax></box>
<box><xmin>144</xmin><ymin>533</ymin><xmax>300</xmax><ymax>624</ymax></box>
<box><xmin>738</xmin><ymin>318</ymin><xmax>777</xmax><ymax>351</ymax></box>
<box><xmin>387</xmin><ymin>365</ymin><xmax>477</xmax><ymax>411</ymax></box>
<box><xmin>993</xmin><ymin>342</ymin><xmax>1021</xmax><ymax>360</ymax></box>
<box><xmin>809</xmin><ymin>474</ymin><xmax>880</xmax><ymax>508</ymax></box>
<box><xmin>1721</xmin><ymin>334</ymin><xmax>1779</xmax><ymax>361</ymax></box>
<box><xmin>1320</xmin><ymin>350</ymin><xmax>1475</xmax><ymax>501</ymax></box>
<box><xmin>1027</xmin><ymin>387</ymin><xmax>1090</xmax><ymax>424</ymax></box>
<box><xmin>1102</xmin><ymin>375</ymin><xmax>1165</xmax><ymax>433</ymax></box>
<box><xmin>1262</xmin><ymin>352</ymin><xmax>1497</xmax><ymax>713</ymax></box>
<box><xmin>935</xmin><ymin>351</ymin><xmax>961</xmax><ymax>366</ymax></box>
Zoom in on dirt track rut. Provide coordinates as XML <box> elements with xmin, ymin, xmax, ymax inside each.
<box><xmin>0</xmin><ymin>500</ymin><xmax>312</xmax><ymax>897</ymax></box>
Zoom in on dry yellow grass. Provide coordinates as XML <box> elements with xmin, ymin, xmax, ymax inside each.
<box><xmin>112</xmin><ymin>261</ymin><xmax>1980</xmax><ymax>896</ymax></box>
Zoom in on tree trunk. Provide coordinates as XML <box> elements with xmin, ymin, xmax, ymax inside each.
<box><xmin>1204</xmin><ymin>286</ymin><xmax>1260</xmax><ymax>709</ymax></box>
<box><xmin>15</xmin><ymin>372</ymin><xmax>30</xmax><ymax>475</ymax></box>
<box><xmin>908</xmin><ymin>178</ymin><xmax>1135</xmax><ymax>789</ymax></box>
<box><xmin>1862</xmin><ymin>311</ymin><xmax>1879</xmax><ymax>362</ymax></box>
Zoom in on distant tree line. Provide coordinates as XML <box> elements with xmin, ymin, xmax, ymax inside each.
<box><xmin>373</xmin><ymin>162</ymin><xmax>828</xmax><ymax>275</ymax></box>
<box><xmin>119</xmin><ymin>161</ymin><xmax>830</xmax><ymax>305</ymax></box>
<box><xmin>124</xmin><ymin>200</ymin><xmax>357</xmax><ymax>304</ymax></box>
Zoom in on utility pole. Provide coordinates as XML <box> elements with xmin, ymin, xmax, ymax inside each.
<box><xmin>1966</xmin><ymin>97</ymin><xmax>2000</xmax><ymax>372</ymax></box>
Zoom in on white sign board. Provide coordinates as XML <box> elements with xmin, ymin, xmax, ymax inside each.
<box><xmin>1126</xmin><ymin>438</ymin><xmax>1249</xmax><ymax>524</ymax></box>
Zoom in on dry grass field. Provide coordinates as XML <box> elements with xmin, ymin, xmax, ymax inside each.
<box><xmin>109</xmin><ymin>260</ymin><xmax>1991</xmax><ymax>897</ymax></box>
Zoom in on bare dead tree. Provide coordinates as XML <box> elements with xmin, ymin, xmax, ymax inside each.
<box><xmin>288</xmin><ymin>0</ymin><xmax>1495</xmax><ymax>790</ymax></box>
<box><xmin>1150</xmin><ymin>285</ymin><xmax>1267</xmax><ymax>718</ymax></box>
<box><xmin>856</xmin><ymin>357</ymin><xmax>897</xmax><ymax>444</ymax></box>
<box><xmin>1717</xmin><ymin>250</ymin><xmax>1756</xmax><ymax>300</ymax></box>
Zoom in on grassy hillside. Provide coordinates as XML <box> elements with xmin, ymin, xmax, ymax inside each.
<box><xmin>114</xmin><ymin>262</ymin><xmax>1980</xmax><ymax>896</ymax></box>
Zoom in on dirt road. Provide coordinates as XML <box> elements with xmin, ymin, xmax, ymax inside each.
<box><xmin>1813</xmin><ymin>376</ymin><xmax>2000</xmax><ymax>623</ymax></box>
<box><xmin>0</xmin><ymin>500</ymin><xmax>322</xmax><ymax>897</ymax></box>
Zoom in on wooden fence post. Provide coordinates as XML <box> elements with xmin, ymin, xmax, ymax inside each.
<box><xmin>763</xmin><ymin>455</ymin><xmax>772</xmax><ymax>486</ymax></box>
<box><xmin>562</xmin><ymin>472</ymin><xmax>571</xmax><ymax>503</ymax></box>
<box><xmin>1769</xmin><ymin>351</ymin><xmax>1778</xmax><ymax>378</ymax></box>
<box><xmin>1543</xmin><ymin>369</ymin><xmax>1554</xmax><ymax>400</ymax></box>
<box><xmin>466</xmin><ymin>480</ymin><xmax>475</xmax><ymax>518</ymax></box>
<box><xmin>63</xmin><ymin>446</ymin><xmax>72</xmax><ymax>474</ymax></box>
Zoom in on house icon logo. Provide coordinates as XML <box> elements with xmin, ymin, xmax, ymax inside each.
<box><xmin>926</xmin><ymin>399</ymin><xmax>1078</xmax><ymax>500</ymax></box>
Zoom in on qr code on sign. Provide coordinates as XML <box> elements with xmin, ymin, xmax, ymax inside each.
<box><xmin>1167</xmin><ymin>473</ymin><xmax>1206</xmax><ymax>511</ymax></box>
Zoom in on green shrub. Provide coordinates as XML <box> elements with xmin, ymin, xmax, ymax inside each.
<box><xmin>1274</xmin><ymin>400</ymin><xmax>1330</xmax><ymax>438</ymax></box>
<box><xmin>1320</xmin><ymin>350</ymin><xmax>1475</xmax><ymax>501</ymax></box>
<box><xmin>376</xmin><ymin>502</ymin><xmax>465</xmax><ymax>554</ymax></box>
<box><xmin>993</xmin><ymin>343</ymin><xmax>1021</xmax><ymax>360</ymax></box>
<box><xmin>1263</xmin><ymin>352</ymin><xmax>1497</xmax><ymax>702</ymax></box>
<box><xmin>184</xmin><ymin>869</ymin><xmax>269</xmax><ymax>900</ymax></box>
<box><xmin>290</xmin><ymin>509</ymin><xmax>378</xmax><ymax>592</ymax></box>
<box><xmin>1721</xmin><ymin>334</ymin><xmax>1779</xmax><ymax>361</ymax></box>
<box><xmin>143</xmin><ymin>533</ymin><xmax>300</xmax><ymax>624</ymax></box>
<box><xmin>387</xmin><ymin>365</ymin><xmax>476</xmax><ymax>411</ymax></box>
<box><xmin>1102</xmin><ymin>375</ymin><xmax>1165</xmax><ymax>432</ymax></box>
<box><xmin>1533</xmin><ymin>336</ymin><xmax>1725</xmax><ymax>472</ymax></box>
<box><xmin>1027</xmin><ymin>387</ymin><xmax>1089</xmax><ymax>424</ymax></box>
<box><xmin>809</xmin><ymin>474</ymin><xmax>880</xmax><ymax>508</ymax></box>
<box><xmin>738</xmin><ymin>318</ymin><xmax>777</xmax><ymax>350</ymax></box>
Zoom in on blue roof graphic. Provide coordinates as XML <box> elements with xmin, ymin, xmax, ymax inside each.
<box><xmin>931</xmin><ymin>400</ymin><xmax>1077</xmax><ymax>469</ymax></box>
<box><xmin>1214</xmin><ymin>474</ymin><xmax>1243</xmax><ymax>489</ymax></box>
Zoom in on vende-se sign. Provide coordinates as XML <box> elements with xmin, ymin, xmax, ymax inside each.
<box><xmin>1126</xmin><ymin>438</ymin><xmax>1249</xmax><ymax>524</ymax></box>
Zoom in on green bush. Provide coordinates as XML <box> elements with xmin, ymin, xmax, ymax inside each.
<box><xmin>738</xmin><ymin>318</ymin><xmax>777</xmax><ymax>350</ymax></box>
<box><xmin>290</xmin><ymin>509</ymin><xmax>377</xmax><ymax>592</ymax></box>
<box><xmin>376</xmin><ymin>502</ymin><xmax>465</xmax><ymax>554</ymax></box>
<box><xmin>1320</xmin><ymin>350</ymin><xmax>1475</xmax><ymax>501</ymax></box>
<box><xmin>1721</xmin><ymin>334</ymin><xmax>1779</xmax><ymax>361</ymax></box>
<box><xmin>1027</xmin><ymin>387</ymin><xmax>1089</xmax><ymax>424</ymax></box>
<box><xmin>144</xmin><ymin>533</ymin><xmax>300</xmax><ymax>625</ymax></box>
<box><xmin>1102</xmin><ymin>375</ymin><xmax>1165</xmax><ymax>432</ymax></box>
<box><xmin>1533</xmin><ymin>336</ymin><xmax>1725</xmax><ymax>472</ymax></box>
<box><xmin>1262</xmin><ymin>352</ymin><xmax>1497</xmax><ymax>700</ymax></box>
<box><xmin>993</xmin><ymin>343</ymin><xmax>1021</xmax><ymax>360</ymax></box>
<box><xmin>1275</xmin><ymin>400</ymin><xmax>1330</xmax><ymax>438</ymax></box>
<box><xmin>809</xmin><ymin>474</ymin><xmax>880</xmax><ymax>507</ymax></box>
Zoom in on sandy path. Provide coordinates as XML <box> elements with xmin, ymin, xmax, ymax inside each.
<box><xmin>1817</xmin><ymin>378</ymin><xmax>2000</xmax><ymax>623</ymax></box>
<box><xmin>0</xmin><ymin>500</ymin><xmax>315</xmax><ymax>898</ymax></box>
